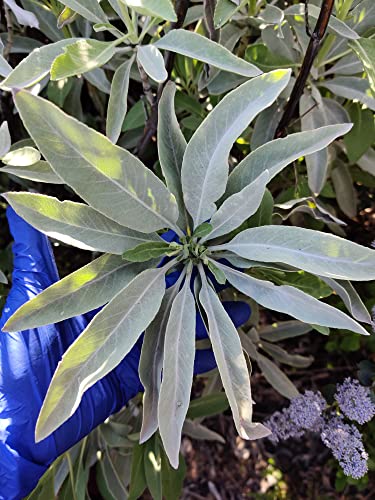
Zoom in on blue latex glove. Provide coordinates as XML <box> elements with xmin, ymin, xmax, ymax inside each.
<box><xmin>0</xmin><ymin>208</ymin><xmax>250</xmax><ymax>499</ymax></box>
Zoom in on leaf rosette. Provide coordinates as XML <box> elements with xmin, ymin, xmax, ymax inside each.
<box><xmin>3</xmin><ymin>69</ymin><xmax>375</xmax><ymax>469</ymax></box>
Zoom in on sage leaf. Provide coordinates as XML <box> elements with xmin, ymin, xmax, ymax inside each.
<box><xmin>182</xmin><ymin>420</ymin><xmax>225</xmax><ymax>443</ymax></box>
<box><xmin>158</xmin><ymin>274</ymin><xmax>196</xmax><ymax>469</ymax></box>
<box><xmin>199</xmin><ymin>271</ymin><xmax>271</xmax><ymax>440</ymax></box>
<box><xmin>319</xmin><ymin>77</ymin><xmax>375</xmax><ymax>112</ymax></box>
<box><xmin>155</xmin><ymin>29</ymin><xmax>261</xmax><ymax>77</ymax></box>
<box><xmin>319</xmin><ymin>277</ymin><xmax>372</xmax><ymax>324</ymax></box>
<box><xmin>144</xmin><ymin>438</ymin><xmax>162</xmax><ymax>500</ymax></box>
<box><xmin>193</xmin><ymin>222</ymin><xmax>213</xmax><ymax>239</ymax></box>
<box><xmin>158</xmin><ymin>82</ymin><xmax>187</xmax><ymax>228</ymax></box>
<box><xmin>58</xmin><ymin>0</ymin><xmax>108</xmax><ymax>24</ymax></box>
<box><xmin>106</xmin><ymin>56</ymin><xmax>135</xmax><ymax>144</ymax></box>
<box><xmin>97</xmin><ymin>449</ymin><xmax>129</xmax><ymax>500</ymax></box>
<box><xmin>1</xmin><ymin>39</ymin><xmax>78</xmax><ymax>89</ymax></box>
<box><xmin>140</xmin><ymin>286</ymin><xmax>179</xmax><ymax>444</ymax></box>
<box><xmin>0</xmin><ymin>160</ymin><xmax>64</xmax><ymax>184</ymax></box>
<box><xmin>349</xmin><ymin>38</ymin><xmax>375</xmax><ymax>94</ymax></box>
<box><xmin>4</xmin><ymin>192</ymin><xmax>159</xmax><ymax>254</ymax></box>
<box><xmin>3</xmin><ymin>255</ymin><xmax>149</xmax><ymax>332</ymax></box>
<box><xmin>214</xmin><ymin>226</ymin><xmax>375</xmax><ymax>281</ymax></box>
<box><xmin>0</xmin><ymin>121</ymin><xmax>11</xmax><ymax>157</ymax></box>
<box><xmin>3</xmin><ymin>0</ymin><xmax>39</xmax><ymax>29</ymax></box>
<box><xmin>259</xmin><ymin>321</ymin><xmax>312</xmax><ymax>342</ymax></box>
<box><xmin>51</xmin><ymin>40</ymin><xmax>117</xmax><ymax>80</ymax></box>
<box><xmin>57</xmin><ymin>7</ymin><xmax>78</xmax><ymax>29</ymax></box>
<box><xmin>125</xmin><ymin>0</ymin><xmax>177</xmax><ymax>22</ymax></box>
<box><xmin>35</xmin><ymin>266</ymin><xmax>168</xmax><ymax>441</ymax></box>
<box><xmin>0</xmin><ymin>270</ymin><xmax>7</xmax><ymax>285</ymax></box>
<box><xmin>137</xmin><ymin>46</ymin><xmax>167</xmax><ymax>83</ymax></box>
<box><xmin>260</xmin><ymin>342</ymin><xmax>313</xmax><ymax>368</ymax></box>
<box><xmin>122</xmin><ymin>241</ymin><xmax>177</xmax><ymax>262</ymax></box>
<box><xmin>257</xmin><ymin>354</ymin><xmax>299</xmax><ymax>399</ymax></box>
<box><xmin>207</xmin><ymin>260</ymin><xmax>227</xmax><ymax>285</ymax></box>
<box><xmin>331</xmin><ymin>163</ymin><xmax>357</xmax><ymax>218</ymax></box>
<box><xmin>14</xmin><ymin>91</ymin><xmax>179</xmax><ymax>233</ymax></box>
<box><xmin>182</xmin><ymin>70</ymin><xmax>291</xmax><ymax>227</ymax></box>
<box><xmin>217</xmin><ymin>263</ymin><xmax>369</xmax><ymax>335</ymax></box>
<box><xmin>205</xmin><ymin>171</ymin><xmax>269</xmax><ymax>242</ymax></box>
<box><xmin>2</xmin><ymin>146</ymin><xmax>40</xmax><ymax>166</ymax></box>
<box><xmin>225</xmin><ymin>124</ymin><xmax>353</xmax><ymax>198</ymax></box>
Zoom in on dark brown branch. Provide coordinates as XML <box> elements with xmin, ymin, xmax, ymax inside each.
<box><xmin>204</xmin><ymin>0</ymin><xmax>220</xmax><ymax>42</ymax></box>
<box><xmin>3</xmin><ymin>3</ymin><xmax>14</xmax><ymax>60</ymax></box>
<box><xmin>136</xmin><ymin>0</ymin><xmax>190</xmax><ymax>159</ymax></box>
<box><xmin>274</xmin><ymin>0</ymin><xmax>335</xmax><ymax>139</ymax></box>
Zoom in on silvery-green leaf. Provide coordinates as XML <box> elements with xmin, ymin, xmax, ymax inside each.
<box><xmin>357</xmin><ymin>148</ymin><xmax>375</xmax><ymax>176</ymax></box>
<box><xmin>158</xmin><ymin>82</ymin><xmax>187</xmax><ymax>228</ymax></box>
<box><xmin>260</xmin><ymin>342</ymin><xmax>313</xmax><ymax>368</ymax></box>
<box><xmin>214</xmin><ymin>0</ymin><xmax>243</xmax><ymax>29</ymax></box>
<box><xmin>250</xmin><ymin>103</ymin><xmax>282</xmax><ymax>150</ymax></box>
<box><xmin>2</xmin><ymin>146</ymin><xmax>40</xmax><ymax>166</ymax></box>
<box><xmin>331</xmin><ymin>163</ymin><xmax>357</xmax><ymax>218</ymax></box>
<box><xmin>193</xmin><ymin>222</ymin><xmax>213</xmax><ymax>239</ymax></box>
<box><xmin>51</xmin><ymin>39</ymin><xmax>117</xmax><ymax>80</ymax></box>
<box><xmin>35</xmin><ymin>266</ymin><xmax>168</xmax><ymax>442</ymax></box>
<box><xmin>4</xmin><ymin>0</ymin><xmax>39</xmax><ymax>28</ymax></box>
<box><xmin>259</xmin><ymin>321</ymin><xmax>312</xmax><ymax>342</ymax></box>
<box><xmin>58</xmin><ymin>0</ymin><xmax>108</xmax><ymax>23</ymax></box>
<box><xmin>124</xmin><ymin>0</ymin><xmax>177</xmax><ymax>21</ymax></box>
<box><xmin>122</xmin><ymin>241</ymin><xmax>176</xmax><ymax>262</ymax></box>
<box><xmin>261</xmin><ymin>23</ymin><xmax>298</xmax><ymax>63</ymax></box>
<box><xmin>84</xmin><ymin>68</ymin><xmax>111</xmax><ymax>94</ymax></box>
<box><xmin>137</xmin><ymin>46</ymin><xmax>167</xmax><ymax>83</ymax></box>
<box><xmin>257</xmin><ymin>354</ymin><xmax>298</xmax><ymax>399</ymax></box>
<box><xmin>97</xmin><ymin>448</ymin><xmax>129</xmax><ymax>499</ymax></box>
<box><xmin>0</xmin><ymin>270</ymin><xmax>7</xmax><ymax>284</ymax></box>
<box><xmin>20</xmin><ymin>0</ymin><xmax>62</xmax><ymax>41</ymax></box>
<box><xmin>4</xmin><ymin>192</ymin><xmax>159</xmax><ymax>254</ymax></box>
<box><xmin>140</xmin><ymin>284</ymin><xmax>181</xmax><ymax>444</ymax></box>
<box><xmin>182</xmin><ymin>420</ymin><xmax>225</xmax><ymax>443</ymax></box>
<box><xmin>57</xmin><ymin>7</ymin><xmax>77</xmax><ymax>29</ymax></box>
<box><xmin>286</xmin><ymin>3</ymin><xmax>359</xmax><ymax>40</ymax></box>
<box><xmin>182</xmin><ymin>70</ymin><xmax>291</xmax><ymax>227</ymax></box>
<box><xmin>259</xmin><ymin>4</ymin><xmax>284</xmax><ymax>25</ymax></box>
<box><xmin>319</xmin><ymin>277</ymin><xmax>372</xmax><ymax>324</ymax></box>
<box><xmin>217</xmin><ymin>263</ymin><xmax>369</xmax><ymax>335</ymax></box>
<box><xmin>106</xmin><ymin>56</ymin><xmax>134</xmax><ymax>144</ymax></box>
<box><xmin>1</xmin><ymin>39</ymin><xmax>78</xmax><ymax>89</ymax></box>
<box><xmin>214</xmin><ymin>227</ymin><xmax>375</xmax><ymax>281</ymax></box>
<box><xmin>199</xmin><ymin>271</ymin><xmax>271</xmax><ymax>440</ymax></box>
<box><xmin>349</xmin><ymin>38</ymin><xmax>375</xmax><ymax>94</ymax></box>
<box><xmin>207</xmin><ymin>260</ymin><xmax>227</xmax><ymax>285</ymax></box>
<box><xmin>0</xmin><ymin>160</ymin><xmax>64</xmax><ymax>183</ymax></box>
<box><xmin>0</xmin><ymin>54</ymin><xmax>12</xmax><ymax>78</ymax></box>
<box><xmin>300</xmin><ymin>93</ymin><xmax>329</xmax><ymax>195</ymax></box>
<box><xmin>4</xmin><ymin>254</ymin><xmax>148</xmax><ymax>332</ymax></box>
<box><xmin>155</xmin><ymin>30</ymin><xmax>262</xmax><ymax>78</ymax></box>
<box><xmin>0</xmin><ymin>122</ymin><xmax>11</xmax><ymax>158</ymax></box>
<box><xmin>14</xmin><ymin>91</ymin><xmax>179</xmax><ymax>234</ymax></box>
<box><xmin>158</xmin><ymin>274</ymin><xmax>196</xmax><ymax>469</ymax></box>
<box><xmin>225</xmin><ymin>124</ymin><xmax>353</xmax><ymax>199</ymax></box>
<box><xmin>322</xmin><ymin>53</ymin><xmax>363</xmax><ymax>76</ymax></box>
<box><xmin>319</xmin><ymin>77</ymin><xmax>375</xmax><ymax>111</ymax></box>
<box><xmin>204</xmin><ymin>171</ymin><xmax>269</xmax><ymax>242</ymax></box>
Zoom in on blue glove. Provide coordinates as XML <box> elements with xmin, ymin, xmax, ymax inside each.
<box><xmin>0</xmin><ymin>208</ymin><xmax>250</xmax><ymax>499</ymax></box>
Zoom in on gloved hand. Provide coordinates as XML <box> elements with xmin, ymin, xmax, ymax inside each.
<box><xmin>0</xmin><ymin>207</ymin><xmax>251</xmax><ymax>499</ymax></box>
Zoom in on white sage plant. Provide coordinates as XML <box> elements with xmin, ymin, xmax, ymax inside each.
<box><xmin>3</xmin><ymin>69</ymin><xmax>375</xmax><ymax>469</ymax></box>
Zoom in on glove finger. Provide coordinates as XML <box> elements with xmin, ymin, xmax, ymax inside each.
<box><xmin>196</xmin><ymin>301</ymin><xmax>251</xmax><ymax>340</ymax></box>
<box><xmin>194</xmin><ymin>348</ymin><xmax>216</xmax><ymax>374</ymax></box>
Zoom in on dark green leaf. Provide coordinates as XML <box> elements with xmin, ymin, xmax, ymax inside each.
<box><xmin>122</xmin><ymin>241</ymin><xmax>178</xmax><ymax>262</ymax></box>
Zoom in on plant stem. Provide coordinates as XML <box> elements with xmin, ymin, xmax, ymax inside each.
<box><xmin>274</xmin><ymin>0</ymin><xmax>335</xmax><ymax>139</ymax></box>
<box><xmin>3</xmin><ymin>4</ymin><xmax>14</xmax><ymax>60</ymax></box>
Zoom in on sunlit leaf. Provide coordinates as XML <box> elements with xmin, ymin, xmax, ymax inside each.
<box><xmin>182</xmin><ymin>70</ymin><xmax>291</xmax><ymax>227</ymax></box>
<box><xmin>14</xmin><ymin>91</ymin><xmax>179</xmax><ymax>233</ymax></box>
<box><xmin>35</xmin><ymin>266</ymin><xmax>168</xmax><ymax>441</ymax></box>
<box><xmin>137</xmin><ymin>46</ymin><xmax>167</xmax><ymax>83</ymax></box>
<box><xmin>124</xmin><ymin>0</ymin><xmax>177</xmax><ymax>21</ymax></box>
<box><xmin>159</xmin><ymin>272</ymin><xmax>196</xmax><ymax>468</ymax></box>
<box><xmin>0</xmin><ymin>160</ymin><xmax>64</xmax><ymax>184</ymax></box>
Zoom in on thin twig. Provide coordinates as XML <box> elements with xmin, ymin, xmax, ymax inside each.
<box><xmin>274</xmin><ymin>0</ymin><xmax>335</xmax><ymax>139</ymax></box>
<box><xmin>3</xmin><ymin>4</ymin><xmax>14</xmax><ymax>60</ymax></box>
<box><xmin>136</xmin><ymin>0</ymin><xmax>190</xmax><ymax>158</ymax></box>
<box><xmin>136</xmin><ymin>59</ymin><xmax>155</xmax><ymax>107</ymax></box>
